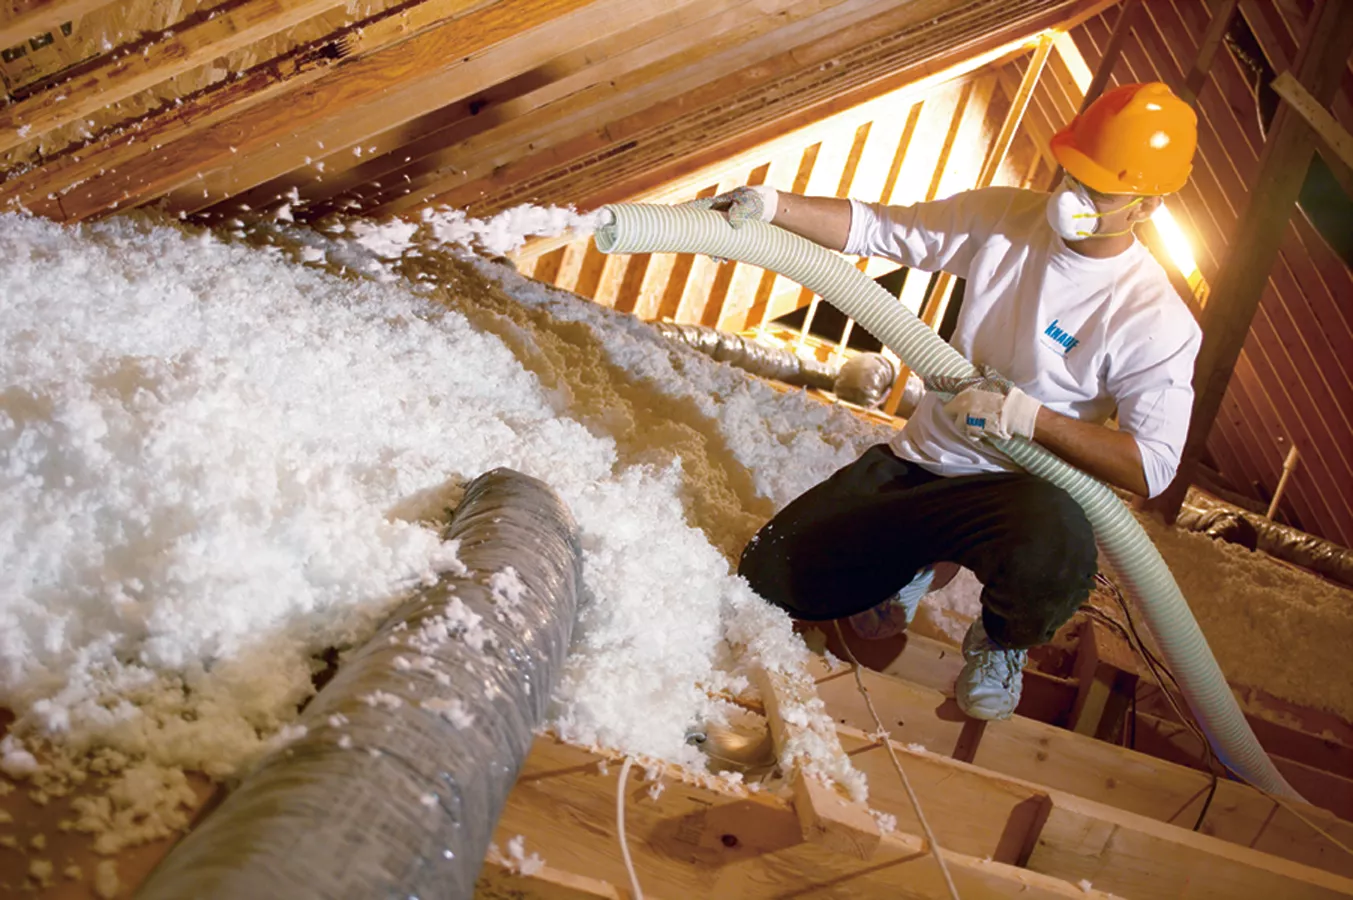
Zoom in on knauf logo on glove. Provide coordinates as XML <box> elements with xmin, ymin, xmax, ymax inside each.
<box><xmin>1040</xmin><ymin>319</ymin><xmax>1081</xmax><ymax>356</ymax></box>
<box><xmin>966</xmin><ymin>414</ymin><xmax>987</xmax><ymax>429</ymax></box>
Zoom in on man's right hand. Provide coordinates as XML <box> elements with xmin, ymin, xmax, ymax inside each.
<box><xmin>684</xmin><ymin>185</ymin><xmax>778</xmax><ymax>228</ymax></box>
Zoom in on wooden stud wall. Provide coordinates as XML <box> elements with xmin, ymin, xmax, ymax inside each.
<box><xmin>1062</xmin><ymin>0</ymin><xmax>1353</xmax><ymax>547</ymax></box>
<box><xmin>517</xmin><ymin>56</ymin><xmax>1038</xmax><ymax>344</ymax></box>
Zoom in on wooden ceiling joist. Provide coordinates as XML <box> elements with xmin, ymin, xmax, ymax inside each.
<box><xmin>483</xmin><ymin>662</ymin><xmax>1353</xmax><ymax>899</ymax></box>
<box><xmin>0</xmin><ymin>0</ymin><xmax>116</xmax><ymax>50</ymax></box>
<box><xmin>0</xmin><ymin>0</ymin><xmax>347</xmax><ymax>157</ymax></box>
<box><xmin>810</xmin><ymin>645</ymin><xmax>1353</xmax><ymax>879</ymax></box>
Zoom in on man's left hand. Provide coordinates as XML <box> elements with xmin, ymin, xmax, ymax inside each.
<box><xmin>925</xmin><ymin>366</ymin><xmax>1041</xmax><ymax>441</ymax></box>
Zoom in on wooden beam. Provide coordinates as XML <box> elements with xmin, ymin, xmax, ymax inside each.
<box><xmin>477</xmin><ymin>859</ymin><xmax>625</xmax><ymax>899</ymax></box>
<box><xmin>1152</xmin><ymin>0</ymin><xmax>1353</xmax><ymax>522</ymax></box>
<box><xmin>1067</xmin><ymin>620</ymin><xmax>1139</xmax><ymax>743</ymax></box>
<box><xmin>1028</xmin><ymin>790</ymin><xmax>1353</xmax><ymax>899</ymax></box>
<box><xmin>372</xmin><ymin>0</ymin><xmax>904</xmax><ymax>215</ymax></box>
<box><xmin>492</xmin><ymin>735</ymin><xmax>1124</xmax><ymax>899</ymax></box>
<box><xmin>806</xmin><ymin>653</ymin><xmax>1353</xmax><ymax>878</ymax></box>
<box><xmin>1181</xmin><ymin>0</ymin><xmax>1240</xmax><ymax>104</ymax></box>
<box><xmin>49</xmin><ymin>0</ymin><xmax>617</xmax><ymax>220</ymax></box>
<box><xmin>1270</xmin><ymin>69</ymin><xmax>1353</xmax><ymax>191</ymax></box>
<box><xmin>920</xmin><ymin>37</ymin><xmax>1051</xmax><ymax>329</ymax></box>
<box><xmin>753</xmin><ymin>667</ymin><xmax>881</xmax><ymax>860</ymax></box>
<box><xmin>1044</xmin><ymin>0</ymin><xmax>1140</xmax><ymax>188</ymax></box>
<box><xmin>0</xmin><ymin>0</ymin><xmax>345</xmax><ymax>155</ymax></box>
<box><xmin>497</xmin><ymin>731</ymin><xmax>1353</xmax><ymax>899</ymax></box>
<box><xmin>0</xmin><ymin>0</ymin><xmax>491</xmax><ymax>214</ymax></box>
<box><xmin>238</xmin><ymin>0</ymin><xmax>768</xmax><ymax>219</ymax></box>
<box><xmin>397</xmin><ymin>0</ymin><xmax>1120</xmax><ymax>218</ymax></box>
<box><xmin>0</xmin><ymin>0</ymin><xmax>115</xmax><ymax>49</ymax></box>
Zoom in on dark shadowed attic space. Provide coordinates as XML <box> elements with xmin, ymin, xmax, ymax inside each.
<box><xmin>1</xmin><ymin>207</ymin><xmax>1351</xmax><ymax>893</ymax></box>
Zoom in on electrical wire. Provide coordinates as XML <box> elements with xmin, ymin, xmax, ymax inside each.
<box><xmin>833</xmin><ymin>621</ymin><xmax>962</xmax><ymax>900</ymax></box>
<box><xmin>1093</xmin><ymin>573</ymin><xmax>1353</xmax><ymax>856</ymax></box>
<box><xmin>616</xmin><ymin>757</ymin><xmax>644</xmax><ymax>900</ymax></box>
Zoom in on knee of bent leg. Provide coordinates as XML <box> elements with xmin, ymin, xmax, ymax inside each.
<box><xmin>1003</xmin><ymin>481</ymin><xmax>1097</xmax><ymax>591</ymax></box>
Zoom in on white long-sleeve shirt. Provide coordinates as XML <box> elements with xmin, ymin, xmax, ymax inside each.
<box><xmin>845</xmin><ymin>187</ymin><xmax>1201</xmax><ymax>498</ymax></box>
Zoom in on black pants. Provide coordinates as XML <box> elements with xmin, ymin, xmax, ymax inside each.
<box><xmin>737</xmin><ymin>444</ymin><xmax>1098</xmax><ymax>650</ymax></box>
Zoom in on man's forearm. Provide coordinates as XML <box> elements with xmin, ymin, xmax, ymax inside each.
<box><xmin>768</xmin><ymin>193</ymin><xmax>853</xmax><ymax>252</ymax></box>
<box><xmin>1032</xmin><ymin>407</ymin><xmax>1150</xmax><ymax>497</ymax></box>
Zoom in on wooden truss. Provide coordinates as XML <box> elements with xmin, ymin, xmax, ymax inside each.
<box><xmin>475</xmin><ymin>644</ymin><xmax>1353</xmax><ymax>899</ymax></box>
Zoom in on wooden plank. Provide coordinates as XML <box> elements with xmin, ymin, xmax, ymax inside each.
<box><xmin>492</xmin><ymin>736</ymin><xmax>1124</xmax><ymax>899</ymax></box>
<box><xmin>1153</xmin><ymin>0</ymin><xmax>1353</xmax><ymax>522</ymax></box>
<box><xmin>0</xmin><ymin>0</ymin><xmax>345</xmax><ymax>155</ymax></box>
<box><xmin>1271</xmin><ymin>69</ymin><xmax>1353</xmax><ymax>186</ymax></box>
<box><xmin>0</xmin><ymin>0</ymin><xmax>115</xmax><ymax>49</ymax></box>
<box><xmin>221</xmin><ymin>0</ymin><xmax>749</xmax><ymax>219</ymax></box>
<box><xmin>752</xmin><ymin>666</ymin><xmax>881</xmax><ymax>860</ymax></box>
<box><xmin>1</xmin><ymin>0</ymin><xmax>490</xmax><ymax>214</ymax></box>
<box><xmin>807</xmin><ymin>654</ymin><xmax>1353</xmax><ymax>878</ymax></box>
<box><xmin>609</xmin><ymin>253</ymin><xmax>652</xmax><ymax>316</ymax></box>
<box><xmin>570</xmin><ymin>240</ymin><xmax>609</xmax><ymax>300</ymax></box>
<box><xmin>529</xmin><ymin>246</ymin><xmax>567</xmax><ymax>286</ymax></box>
<box><xmin>1067</xmin><ymin>620</ymin><xmax>1139</xmax><ymax>744</ymax></box>
<box><xmin>715</xmin><ymin>159</ymin><xmax>782</xmax><ymax>331</ymax></box>
<box><xmin>367</xmin><ymin>0</ymin><xmax>889</xmax><ymax>215</ymax></box>
<box><xmin>56</xmin><ymin>0</ymin><xmax>614</xmax><ymax>220</ymax></box>
<box><xmin>1028</xmin><ymin>790</ymin><xmax>1353</xmax><ymax>899</ymax></box>
<box><xmin>1182</xmin><ymin>0</ymin><xmax>1239</xmax><ymax>103</ymax></box>
<box><xmin>0</xmin><ymin>750</ymin><xmax>222</xmax><ymax>900</ymax></box>
<box><xmin>1131</xmin><ymin>710</ymin><xmax>1353</xmax><ymax>824</ymax></box>
<box><xmin>1044</xmin><ymin>0</ymin><xmax>1139</xmax><ymax>188</ymax></box>
<box><xmin>922</xmin><ymin>37</ymin><xmax>1047</xmax><ymax>330</ymax></box>
<box><xmin>401</xmin><ymin>0</ymin><xmax>1120</xmax><ymax>218</ymax></box>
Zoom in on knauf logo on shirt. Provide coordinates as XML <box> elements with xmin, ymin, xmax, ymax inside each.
<box><xmin>1041</xmin><ymin>319</ymin><xmax>1081</xmax><ymax>356</ymax></box>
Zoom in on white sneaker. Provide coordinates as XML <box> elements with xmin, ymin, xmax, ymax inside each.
<box><xmin>955</xmin><ymin>618</ymin><xmax>1027</xmax><ymax>721</ymax></box>
<box><xmin>847</xmin><ymin>567</ymin><xmax>935</xmax><ymax>640</ymax></box>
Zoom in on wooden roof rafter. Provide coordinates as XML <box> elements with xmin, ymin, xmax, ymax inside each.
<box><xmin>0</xmin><ymin>0</ymin><xmax>117</xmax><ymax>49</ymax></box>
<box><xmin>0</xmin><ymin>0</ymin><xmax>349</xmax><ymax>157</ymax></box>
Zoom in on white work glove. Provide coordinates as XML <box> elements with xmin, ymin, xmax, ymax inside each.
<box><xmin>684</xmin><ymin>184</ymin><xmax>778</xmax><ymax>228</ymax></box>
<box><xmin>924</xmin><ymin>366</ymin><xmax>1041</xmax><ymax>441</ymax></box>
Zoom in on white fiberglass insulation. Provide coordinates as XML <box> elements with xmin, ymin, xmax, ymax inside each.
<box><xmin>1</xmin><ymin>206</ymin><xmax>1351</xmax><ymax>857</ymax></box>
<box><xmin>0</xmin><ymin>208</ymin><xmax>880</xmax><ymax>847</ymax></box>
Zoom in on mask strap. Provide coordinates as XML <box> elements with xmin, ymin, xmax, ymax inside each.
<box><xmin>1071</xmin><ymin>194</ymin><xmax>1144</xmax><ymax>238</ymax></box>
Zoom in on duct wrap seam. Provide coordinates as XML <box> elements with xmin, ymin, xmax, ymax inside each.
<box><xmin>593</xmin><ymin>203</ymin><xmax>1301</xmax><ymax>801</ymax></box>
<box><xmin>137</xmin><ymin>468</ymin><xmax>583</xmax><ymax>899</ymax></box>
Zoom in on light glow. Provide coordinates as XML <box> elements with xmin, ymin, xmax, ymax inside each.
<box><xmin>1151</xmin><ymin>203</ymin><xmax>1199</xmax><ymax>282</ymax></box>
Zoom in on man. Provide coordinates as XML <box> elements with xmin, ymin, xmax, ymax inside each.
<box><xmin>715</xmin><ymin>82</ymin><xmax>1202</xmax><ymax>720</ymax></box>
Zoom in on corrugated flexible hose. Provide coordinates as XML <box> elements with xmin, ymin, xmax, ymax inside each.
<box><xmin>594</xmin><ymin>203</ymin><xmax>1301</xmax><ymax>801</ymax></box>
<box><xmin>137</xmin><ymin>468</ymin><xmax>583</xmax><ymax>898</ymax></box>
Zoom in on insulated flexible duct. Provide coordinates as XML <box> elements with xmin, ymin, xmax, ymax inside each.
<box><xmin>652</xmin><ymin>320</ymin><xmax>840</xmax><ymax>390</ymax></box>
<box><xmin>1179</xmin><ymin>487</ymin><xmax>1353</xmax><ymax>590</ymax></box>
<box><xmin>137</xmin><ymin>468</ymin><xmax>583</xmax><ymax>899</ymax></box>
<box><xmin>594</xmin><ymin>203</ymin><xmax>1301</xmax><ymax>801</ymax></box>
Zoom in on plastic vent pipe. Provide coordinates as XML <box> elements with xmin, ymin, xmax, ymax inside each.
<box><xmin>594</xmin><ymin>203</ymin><xmax>1301</xmax><ymax>801</ymax></box>
<box><xmin>137</xmin><ymin>468</ymin><xmax>583</xmax><ymax>899</ymax></box>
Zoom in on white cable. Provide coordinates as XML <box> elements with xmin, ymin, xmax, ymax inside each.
<box><xmin>616</xmin><ymin>757</ymin><xmax>644</xmax><ymax>900</ymax></box>
<box><xmin>833</xmin><ymin>622</ymin><xmax>961</xmax><ymax>900</ymax></box>
<box><xmin>1090</xmin><ymin>585</ymin><xmax>1352</xmax><ymax>858</ymax></box>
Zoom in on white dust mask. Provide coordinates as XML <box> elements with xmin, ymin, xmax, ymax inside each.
<box><xmin>1046</xmin><ymin>177</ymin><xmax>1140</xmax><ymax>241</ymax></box>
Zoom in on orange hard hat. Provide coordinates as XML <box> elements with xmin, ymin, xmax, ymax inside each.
<box><xmin>1050</xmin><ymin>82</ymin><xmax>1197</xmax><ymax>195</ymax></box>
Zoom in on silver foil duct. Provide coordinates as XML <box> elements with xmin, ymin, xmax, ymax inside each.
<box><xmin>137</xmin><ymin>468</ymin><xmax>581</xmax><ymax>900</ymax></box>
